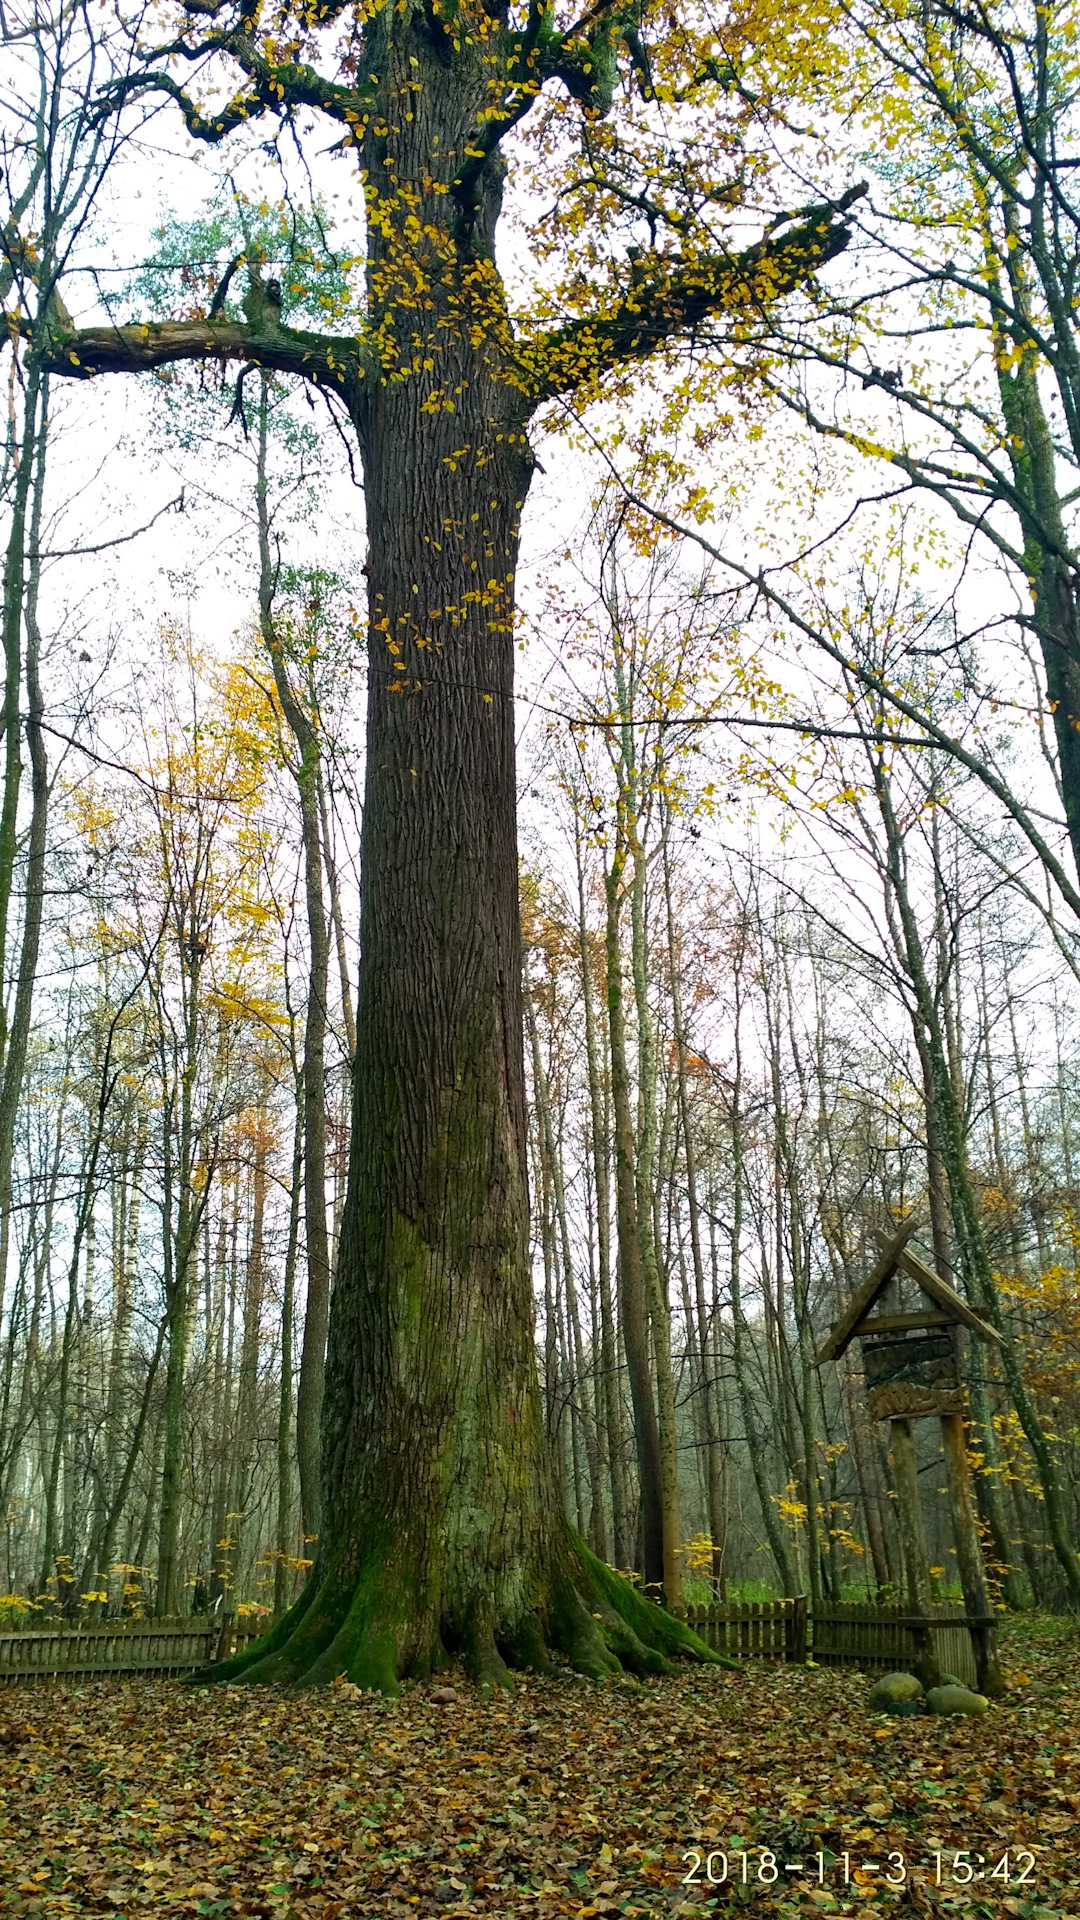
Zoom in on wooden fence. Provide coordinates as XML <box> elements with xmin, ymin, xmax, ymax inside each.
<box><xmin>810</xmin><ymin>1601</ymin><xmax>978</xmax><ymax>1685</ymax></box>
<box><xmin>677</xmin><ymin>1597</ymin><xmax>808</xmax><ymax>1663</ymax></box>
<box><xmin>0</xmin><ymin>1612</ymin><xmax>272</xmax><ymax>1684</ymax></box>
<box><xmin>0</xmin><ymin>1597</ymin><xmax>982</xmax><ymax>1683</ymax></box>
<box><xmin>675</xmin><ymin>1595</ymin><xmax>978</xmax><ymax>1682</ymax></box>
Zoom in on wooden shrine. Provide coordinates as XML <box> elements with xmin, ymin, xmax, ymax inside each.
<box><xmin>815</xmin><ymin>1219</ymin><xmax>1004</xmax><ymax>1696</ymax></box>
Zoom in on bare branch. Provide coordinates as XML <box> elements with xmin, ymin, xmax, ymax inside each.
<box><xmin>31</xmin><ymin>492</ymin><xmax>186</xmax><ymax>560</ymax></box>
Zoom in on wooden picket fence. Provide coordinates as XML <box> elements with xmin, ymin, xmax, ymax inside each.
<box><xmin>0</xmin><ymin>1596</ymin><xmax>981</xmax><ymax>1683</ymax></box>
<box><xmin>0</xmin><ymin>1612</ymin><xmax>273</xmax><ymax>1684</ymax></box>
<box><xmin>810</xmin><ymin>1600</ymin><xmax>978</xmax><ymax>1685</ymax></box>
<box><xmin>676</xmin><ymin>1596</ymin><xmax>808</xmax><ymax>1663</ymax></box>
<box><xmin>673</xmin><ymin>1594</ymin><xmax>977</xmax><ymax>1681</ymax></box>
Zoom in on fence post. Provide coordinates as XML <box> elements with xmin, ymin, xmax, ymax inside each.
<box><xmin>214</xmin><ymin>1611</ymin><xmax>235</xmax><ymax>1663</ymax></box>
<box><xmin>790</xmin><ymin>1595</ymin><xmax>808</xmax><ymax>1664</ymax></box>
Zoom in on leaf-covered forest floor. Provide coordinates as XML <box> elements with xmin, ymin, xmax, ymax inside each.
<box><xmin>1</xmin><ymin>1620</ymin><xmax>1076</xmax><ymax>1920</ymax></box>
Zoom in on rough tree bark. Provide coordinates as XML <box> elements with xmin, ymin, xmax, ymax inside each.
<box><xmin>42</xmin><ymin>0</ymin><xmax>857</xmax><ymax>1685</ymax></box>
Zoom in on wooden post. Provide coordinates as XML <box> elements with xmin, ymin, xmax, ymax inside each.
<box><xmin>790</xmin><ymin>1594</ymin><xmax>808</xmax><ymax>1664</ymax></box>
<box><xmin>888</xmin><ymin>1417</ymin><xmax>941</xmax><ymax>1689</ymax></box>
<box><xmin>213</xmin><ymin>1610</ymin><xmax>235</xmax><ymax>1663</ymax></box>
<box><xmin>940</xmin><ymin>1412</ymin><xmax>1004</xmax><ymax>1696</ymax></box>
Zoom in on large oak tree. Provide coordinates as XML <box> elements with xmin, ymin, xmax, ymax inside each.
<box><xmin>39</xmin><ymin>0</ymin><xmax>858</xmax><ymax>1687</ymax></box>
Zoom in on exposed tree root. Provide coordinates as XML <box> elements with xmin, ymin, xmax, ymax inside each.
<box><xmin>191</xmin><ymin>1531</ymin><xmax>739</xmax><ymax>1693</ymax></box>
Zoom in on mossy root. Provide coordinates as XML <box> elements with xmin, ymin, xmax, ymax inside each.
<box><xmin>499</xmin><ymin>1608</ymin><xmax>556</xmax><ymax>1676</ymax></box>
<box><xmin>186</xmin><ymin>1529</ymin><xmax>737</xmax><ymax>1693</ymax></box>
<box><xmin>578</xmin><ymin>1541</ymin><xmax>740</xmax><ymax>1671</ymax></box>
<box><xmin>185</xmin><ymin>1574</ymin><xmax>324</xmax><ymax>1687</ymax></box>
<box><xmin>464</xmin><ymin>1600</ymin><xmax>514</xmax><ymax>1696</ymax></box>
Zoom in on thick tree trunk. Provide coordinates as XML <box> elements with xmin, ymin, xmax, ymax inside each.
<box><xmin>34</xmin><ymin>0</ymin><xmax>858</xmax><ymax>1673</ymax></box>
<box><xmin>203</xmin><ymin>204</ymin><xmax>717</xmax><ymax>1685</ymax></box>
<box><xmin>112</xmin><ymin>12</ymin><xmax>756</xmax><ymax>1686</ymax></box>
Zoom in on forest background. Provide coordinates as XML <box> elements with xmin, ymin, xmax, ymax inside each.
<box><xmin>2</xmin><ymin>0</ymin><xmax>1080</xmax><ymax>1637</ymax></box>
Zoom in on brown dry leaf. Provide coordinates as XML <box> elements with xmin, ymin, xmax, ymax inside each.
<box><xmin>0</xmin><ymin>1620</ymin><xmax>1075</xmax><ymax>1917</ymax></box>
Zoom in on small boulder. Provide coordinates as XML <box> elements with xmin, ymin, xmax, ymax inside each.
<box><xmin>925</xmin><ymin>1684</ymin><xmax>989</xmax><ymax>1716</ymax></box>
<box><xmin>869</xmin><ymin>1671</ymin><xmax>924</xmax><ymax>1712</ymax></box>
<box><xmin>430</xmin><ymin>1685</ymin><xmax>458</xmax><ymax>1704</ymax></box>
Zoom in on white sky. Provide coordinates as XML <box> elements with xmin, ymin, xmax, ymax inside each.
<box><xmin>18</xmin><ymin>44</ymin><xmax>1080</xmax><ymax>1137</ymax></box>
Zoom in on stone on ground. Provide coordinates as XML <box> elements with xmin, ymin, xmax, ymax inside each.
<box><xmin>925</xmin><ymin>1683</ymin><xmax>989</xmax><ymax>1715</ymax></box>
<box><xmin>869</xmin><ymin>1670</ymin><xmax>924</xmax><ymax>1712</ymax></box>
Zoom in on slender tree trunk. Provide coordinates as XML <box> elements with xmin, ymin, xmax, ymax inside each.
<box><xmin>1012</xmin><ymin>362</ymin><xmax>1080</xmax><ymax>881</ymax></box>
<box><xmin>317</xmin><ymin>765</ymin><xmax>357</xmax><ymax>1066</ymax></box>
<box><xmin>628</xmin><ymin>820</ymin><xmax>682</xmax><ymax>1604</ymax></box>
<box><xmin>255</xmin><ymin>380</ymin><xmax>332</xmax><ymax>1551</ymax></box>
<box><xmin>209</xmin><ymin>1189</ymin><xmax>232</xmax><ymax>1609</ymax></box>
<box><xmin>38</xmin><ymin>1060</ymin><xmax>114</xmax><ymax>1599</ymax></box>
<box><xmin>1002</xmin><ymin>948</ymin><xmax>1050</xmax><ymax>1271</ymax></box>
<box><xmin>524</xmin><ymin>980</ymin><xmax>606</xmax><ymax>1557</ymax></box>
<box><xmin>605</xmin><ymin>842</ymin><xmax>665</xmax><ymax>1592</ymax></box>
<box><xmin>916</xmin><ymin>1029</ymin><xmax>1026</xmax><ymax>1603</ymax></box>
<box><xmin>79</xmin><ymin>1314</ymin><xmax>168</xmax><ymax>1611</ymax></box>
<box><xmin>0</xmin><ymin>372</ymin><xmax>50</xmax><ymax>1290</ymax></box>
<box><xmin>729</xmin><ymin>962</ymin><xmax>797</xmax><ymax>1595</ymax></box>
<box><xmin>232</xmin><ymin>1083</ymin><xmax>269</xmax><ymax>1592</ymax></box>
<box><xmin>276</xmin><ymin>1096</ymin><xmax>303</xmax><ymax>1615</ymax></box>
<box><xmin>155</xmin><ymin>962</ymin><xmax>212</xmax><ymax>1614</ymax></box>
<box><xmin>766</xmin><ymin>995</ymin><xmax>822</xmax><ymax>1611</ymax></box>
<box><xmin>873</xmin><ymin>756</ymin><xmax>1080</xmax><ymax>1605</ymax></box>
<box><xmin>940</xmin><ymin>1411</ymin><xmax>1005</xmax><ymax>1695</ymax></box>
<box><xmin>575</xmin><ymin>818</ymin><xmax>627</xmax><ymax>1568</ymax></box>
<box><xmin>663</xmin><ymin>829</ymin><xmax>724</xmax><ymax>1591</ymax></box>
<box><xmin>0</xmin><ymin>356</ymin><xmax>42</xmax><ymax>1086</ymax></box>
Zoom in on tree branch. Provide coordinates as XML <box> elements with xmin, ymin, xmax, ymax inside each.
<box><xmin>604</xmin><ymin>475</ymin><xmax>1080</xmax><ymax>923</ymax></box>
<box><xmin>36</xmin><ymin>312</ymin><xmax>378</xmax><ymax>411</ymax></box>
<box><xmin>523</xmin><ymin>187</ymin><xmax>866</xmax><ymax>403</ymax></box>
<box><xmin>31</xmin><ymin>492</ymin><xmax>186</xmax><ymax>560</ymax></box>
<box><xmin>95</xmin><ymin>37</ymin><xmax>384</xmax><ymax>145</ymax></box>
